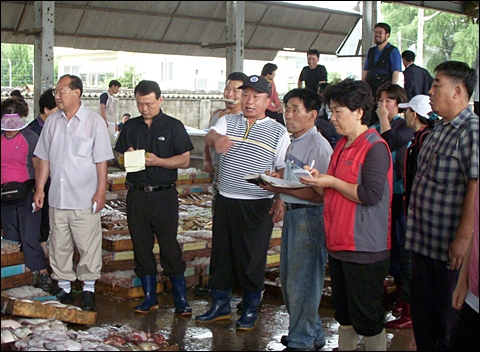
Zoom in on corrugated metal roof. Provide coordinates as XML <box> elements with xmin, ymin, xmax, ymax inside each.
<box><xmin>1</xmin><ymin>1</ymin><xmax>361</xmax><ymax>60</ymax></box>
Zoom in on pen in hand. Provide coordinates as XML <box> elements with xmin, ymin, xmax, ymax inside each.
<box><xmin>309</xmin><ymin>160</ymin><xmax>315</xmax><ymax>171</ymax></box>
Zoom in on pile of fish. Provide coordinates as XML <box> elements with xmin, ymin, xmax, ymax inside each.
<box><xmin>99</xmin><ymin>267</ymin><xmax>163</xmax><ymax>289</ymax></box>
<box><xmin>1</xmin><ymin>318</ymin><xmax>172</xmax><ymax>351</ymax></box>
<box><xmin>1</xmin><ymin>239</ymin><xmax>21</xmax><ymax>254</ymax></box>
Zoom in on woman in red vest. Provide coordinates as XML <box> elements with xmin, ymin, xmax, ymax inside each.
<box><xmin>301</xmin><ymin>79</ymin><xmax>393</xmax><ymax>351</ymax></box>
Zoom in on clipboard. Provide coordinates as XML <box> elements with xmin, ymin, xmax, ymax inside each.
<box><xmin>124</xmin><ymin>149</ymin><xmax>146</xmax><ymax>173</ymax></box>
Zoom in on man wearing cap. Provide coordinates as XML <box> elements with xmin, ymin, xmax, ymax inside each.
<box><xmin>385</xmin><ymin>94</ymin><xmax>437</xmax><ymax>330</ymax></box>
<box><xmin>196</xmin><ymin>75</ymin><xmax>290</xmax><ymax>330</ymax></box>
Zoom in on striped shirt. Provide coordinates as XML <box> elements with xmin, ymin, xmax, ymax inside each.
<box><xmin>405</xmin><ymin>107</ymin><xmax>479</xmax><ymax>262</ymax></box>
<box><xmin>210</xmin><ymin>113</ymin><xmax>290</xmax><ymax>200</ymax></box>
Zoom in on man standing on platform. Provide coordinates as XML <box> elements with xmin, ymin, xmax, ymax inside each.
<box><xmin>362</xmin><ymin>22</ymin><xmax>402</xmax><ymax>125</ymax></box>
<box><xmin>298</xmin><ymin>49</ymin><xmax>328</xmax><ymax>93</ymax></box>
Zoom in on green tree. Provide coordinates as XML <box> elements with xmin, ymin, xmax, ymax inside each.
<box><xmin>329</xmin><ymin>72</ymin><xmax>342</xmax><ymax>83</ymax></box>
<box><xmin>1</xmin><ymin>43</ymin><xmax>34</xmax><ymax>87</ymax></box>
<box><xmin>117</xmin><ymin>65</ymin><xmax>144</xmax><ymax>89</ymax></box>
<box><xmin>381</xmin><ymin>3</ymin><xmax>479</xmax><ymax>72</ymax></box>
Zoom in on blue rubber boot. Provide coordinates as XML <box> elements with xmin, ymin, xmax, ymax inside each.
<box><xmin>195</xmin><ymin>288</ymin><xmax>232</xmax><ymax>322</ymax></box>
<box><xmin>169</xmin><ymin>275</ymin><xmax>192</xmax><ymax>316</ymax></box>
<box><xmin>236</xmin><ymin>290</ymin><xmax>262</xmax><ymax>330</ymax></box>
<box><xmin>134</xmin><ymin>275</ymin><xmax>159</xmax><ymax>313</ymax></box>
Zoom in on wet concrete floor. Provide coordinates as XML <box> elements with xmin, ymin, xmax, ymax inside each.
<box><xmin>69</xmin><ymin>287</ymin><xmax>416</xmax><ymax>351</ymax></box>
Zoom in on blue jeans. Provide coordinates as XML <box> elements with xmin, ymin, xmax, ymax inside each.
<box><xmin>280</xmin><ymin>205</ymin><xmax>327</xmax><ymax>349</ymax></box>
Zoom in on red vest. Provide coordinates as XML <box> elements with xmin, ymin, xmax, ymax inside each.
<box><xmin>324</xmin><ymin>129</ymin><xmax>393</xmax><ymax>252</ymax></box>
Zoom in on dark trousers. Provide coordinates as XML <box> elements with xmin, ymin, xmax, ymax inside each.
<box><xmin>126</xmin><ymin>187</ymin><xmax>186</xmax><ymax>278</ymax></box>
<box><xmin>40</xmin><ymin>178</ymin><xmax>51</xmax><ymax>242</ymax></box>
<box><xmin>329</xmin><ymin>255</ymin><xmax>389</xmax><ymax>336</ymax></box>
<box><xmin>1</xmin><ymin>191</ymin><xmax>47</xmax><ymax>272</ymax></box>
<box><xmin>390</xmin><ymin>194</ymin><xmax>406</xmax><ymax>284</ymax></box>
<box><xmin>449</xmin><ymin>303</ymin><xmax>480</xmax><ymax>351</ymax></box>
<box><xmin>410</xmin><ymin>252</ymin><xmax>461</xmax><ymax>351</ymax></box>
<box><xmin>208</xmin><ymin>194</ymin><xmax>274</xmax><ymax>292</ymax></box>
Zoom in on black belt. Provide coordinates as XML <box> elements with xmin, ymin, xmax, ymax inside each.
<box><xmin>126</xmin><ymin>182</ymin><xmax>175</xmax><ymax>192</ymax></box>
<box><xmin>283</xmin><ymin>203</ymin><xmax>319</xmax><ymax>211</ymax></box>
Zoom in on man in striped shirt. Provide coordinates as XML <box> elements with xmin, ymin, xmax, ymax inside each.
<box><xmin>196</xmin><ymin>75</ymin><xmax>290</xmax><ymax>331</ymax></box>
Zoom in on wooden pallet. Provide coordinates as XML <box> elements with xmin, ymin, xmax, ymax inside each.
<box><xmin>1</xmin><ymin>252</ymin><xmax>24</xmax><ymax>267</ymax></box>
<box><xmin>101</xmin><ymin>259</ymin><xmax>135</xmax><ymax>272</ymax></box>
<box><xmin>1</xmin><ymin>272</ymin><xmax>32</xmax><ymax>290</ymax></box>
<box><xmin>270</xmin><ymin>237</ymin><xmax>281</xmax><ymax>247</ymax></box>
<box><xmin>96</xmin><ymin>281</ymin><xmax>164</xmax><ymax>300</ymax></box>
<box><xmin>0</xmin><ymin>293</ymin><xmax>96</xmax><ymax>325</ymax></box>
<box><xmin>103</xmin><ymin>233</ymin><xmax>207</xmax><ymax>252</ymax></box>
<box><xmin>182</xmin><ymin>248</ymin><xmax>212</xmax><ymax>262</ymax></box>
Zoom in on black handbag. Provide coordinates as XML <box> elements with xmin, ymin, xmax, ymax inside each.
<box><xmin>1</xmin><ymin>180</ymin><xmax>33</xmax><ymax>204</ymax></box>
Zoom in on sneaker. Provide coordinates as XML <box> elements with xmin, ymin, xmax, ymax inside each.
<box><xmin>81</xmin><ymin>291</ymin><xmax>96</xmax><ymax>311</ymax></box>
<box><xmin>32</xmin><ymin>271</ymin><xmax>40</xmax><ymax>287</ymax></box>
<box><xmin>39</xmin><ymin>273</ymin><xmax>53</xmax><ymax>292</ymax></box>
<box><xmin>56</xmin><ymin>289</ymin><xmax>74</xmax><ymax>304</ymax></box>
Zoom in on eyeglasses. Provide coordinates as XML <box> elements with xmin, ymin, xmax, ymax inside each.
<box><xmin>52</xmin><ymin>89</ymin><xmax>72</xmax><ymax>97</ymax></box>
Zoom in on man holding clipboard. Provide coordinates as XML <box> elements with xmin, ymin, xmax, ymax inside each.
<box><xmin>115</xmin><ymin>80</ymin><xmax>194</xmax><ymax>315</ymax></box>
<box><xmin>260</xmin><ymin>88</ymin><xmax>332</xmax><ymax>350</ymax></box>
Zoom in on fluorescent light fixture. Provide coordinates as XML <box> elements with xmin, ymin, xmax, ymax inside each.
<box><xmin>283</xmin><ymin>47</ymin><xmax>296</xmax><ymax>51</ymax></box>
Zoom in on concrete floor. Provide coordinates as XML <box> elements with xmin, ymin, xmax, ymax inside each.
<box><xmin>71</xmin><ymin>287</ymin><xmax>417</xmax><ymax>351</ymax></box>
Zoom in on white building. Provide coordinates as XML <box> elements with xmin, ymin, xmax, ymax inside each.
<box><xmin>54</xmin><ymin>47</ymin><xmax>362</xmax><ymax>95</ymax></box>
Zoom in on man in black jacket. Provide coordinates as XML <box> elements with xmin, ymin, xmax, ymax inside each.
<box><xmin>402</xmin><ymin>50</ymin><xmax>434</xmax><ymax>100</ymax></box>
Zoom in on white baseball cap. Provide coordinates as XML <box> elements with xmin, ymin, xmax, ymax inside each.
<box><xmin>1</xmin><ymin>113</ymin><xmax>28</xmax><ymax>131</ymax></box>
<box><xmin>398</xmin><ymin>95</ymin><xmax>432</xmax><ymax>118</ymax></box>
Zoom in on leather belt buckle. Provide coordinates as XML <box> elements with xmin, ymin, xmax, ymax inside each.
<box><xmin>144</xmin><ymin>186</ymin><xmax>157</xmax><ymax>192</ymax></box>
<box><xmin>283</xmin><ymin>203</ymin><xmax>318</xmax><ymax>211</ymax></box>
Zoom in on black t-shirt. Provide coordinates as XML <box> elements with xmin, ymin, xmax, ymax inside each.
<box><xmin>114</xmin><ymin>110</ymin><xmax>194</xmax><ymax>186</ymax></box>
<box><xmin>299</xmin><ymin>65</ymin><xmax>328</xmax><ymax>92</ymax></box>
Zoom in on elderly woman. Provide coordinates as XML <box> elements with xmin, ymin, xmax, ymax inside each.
<box><xmin>301</xmin><ymin>79</ymin><xmax>393</xmax><ymax>351</ymax></box>
<box><xmin>1</xmin><ymin>97</ymin><xmax>52</xmax><ymax>292</ymax></box>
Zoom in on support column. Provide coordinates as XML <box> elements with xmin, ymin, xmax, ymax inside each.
<box><xmin>361</xmin><ymin>1</ymin><xmax>378</xmax><ymax>71</ymax></box>
<box><xmin>226</xmin><ymin>1</ymin><xmax>245</xmax><ymax>77</ymax></box>
<box><xmin>34</xmin><ymin>1</ymin><xmax>55</xmax><ymax>118</ymax></box>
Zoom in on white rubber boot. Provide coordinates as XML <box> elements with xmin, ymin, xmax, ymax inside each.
<box><xmin>364</xmin><ymin>328</ymin><xmax>386</xmax><ymax>351</ymax></box>
<box><xmin>338</xmin><ymin>325</ymin><xmax>358</xmax><ymax>351</ymax></box>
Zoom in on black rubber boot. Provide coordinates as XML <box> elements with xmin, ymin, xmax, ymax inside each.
<box><xmin>169</xmin><ymin>275</ymin><xmax>192</xmax><ymax>316</ymax></box>
<box><xmin>236</xmin><ymin>290</ymin><xmax>262</xmax><ymax>330</ymax></box>
<box><xmin>134</xmin><ymin>274</ymin><xmax>159</xmax><ymax>313</ymax></box>
<box><xmin>195</xmin><ymin>288</ymin><xmax>232</xmax><ymax>322</ymax></box>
